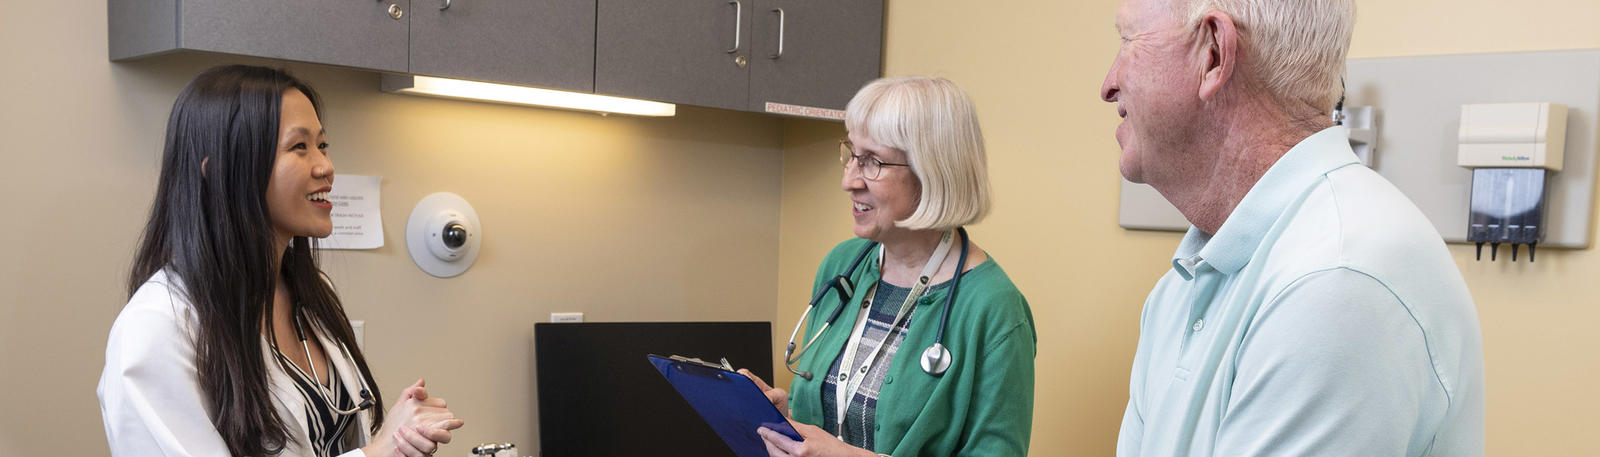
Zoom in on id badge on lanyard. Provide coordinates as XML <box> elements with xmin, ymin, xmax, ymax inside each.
<box><xmin>830</xmin><ymin>230</ymin><xmax>953</xmax><ymax>440</ymax></box>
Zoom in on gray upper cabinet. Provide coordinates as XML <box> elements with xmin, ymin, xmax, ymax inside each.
<box><xmin>595</xmin><ymin>0</ymin><xmax>753</xmax><ymax>111</ymax></box>
<box><xmin>109</xmin><ymin>0</ymin><xmax>409</xmax><ymax>72</ymax></box>
<box><xmin>595</xmin><ymin>0</ymin><xmax>882</xmax><ymax>116</ymax></box>
<box><xmin>409</xmin><ymin>0</ymin><xmax>596</xmax><ymax>92</ymax></box>
<box><xmin>111</xmin><ymin>0</ymin><xmax>882</xmax><ymax>116</ymax></box>
<box><xmin>748</xmin><ymin>0</ymin><xmax>883</xmax><ymax>114</ymax></box>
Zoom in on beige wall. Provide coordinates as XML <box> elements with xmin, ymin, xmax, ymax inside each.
<box><xmin>0</xmin><ymin>1</ymin><xmax>785</xmax><ymax>454</ymax></box>
<box><xmin>772</xmin><ymin>0</ymin><xmax>1600</xmax><ymax>455</ymax></box>
<box><xmin>7</xmin><ymin>0</ymin><xmax>1600</xmax><ymax>455</ymax></box>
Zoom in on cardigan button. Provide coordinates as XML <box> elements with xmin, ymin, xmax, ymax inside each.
<box><xmin>885</xmin><ymin>376</ymin><xmax>894</xmax><ymax>384</ymax></box>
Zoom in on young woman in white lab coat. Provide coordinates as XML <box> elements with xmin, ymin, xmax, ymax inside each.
<box><xmin>98</xmin><ymin>65</ymin><xmax>463</xmax><ymax>457</ymax></box>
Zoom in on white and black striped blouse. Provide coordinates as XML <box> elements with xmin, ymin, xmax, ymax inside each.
<box><xmin>275</xmin><ymin>347</ymin><xmax>360</xmax><ymax>457</ymax></box>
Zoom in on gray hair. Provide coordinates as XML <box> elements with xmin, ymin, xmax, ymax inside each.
<box><xmin>1183</xmin><ymin>0</ymin><xmax>1355</xmax><ymax>111</ymax></box>
<box><xmin>846</xmin><ymin>76</ymin><xmax>992</xmax><ymax>231</ymax></box>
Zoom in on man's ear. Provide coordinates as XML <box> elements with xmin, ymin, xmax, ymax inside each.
<box><xmin>1196</xmin><ymin>11</ymin><xmax>1237</xmax><ymax>101</ymax></box>
<box><xmin>200</xmin><ymin>156</ymin><xmax>209</xmax><ymax>179</ymax></box>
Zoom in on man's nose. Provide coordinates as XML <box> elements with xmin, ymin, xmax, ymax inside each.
<box><xmin>1100</xmin><ymin>60</ymin><xmax>1120</xmax><ymax>103</ymax></box>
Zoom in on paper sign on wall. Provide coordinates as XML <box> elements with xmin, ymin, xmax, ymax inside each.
<box><xmin>319</xmin><ymin>174</ymin><xmax>384</xmax><ymax>250</ymax></box>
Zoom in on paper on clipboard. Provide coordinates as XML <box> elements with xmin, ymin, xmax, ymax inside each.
<box><xmin>647</xmin><ymin>355</ymin><xmax>803</xmax><ymax>457</ymax></box>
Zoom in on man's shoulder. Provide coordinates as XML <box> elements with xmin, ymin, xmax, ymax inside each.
<box><xmin>1246</xmin><ymin>165</ymin><xmax>1474</xmax><ymax>336</ymax></box>
<box><xmin>1258</xmin><ymin>166</ymin><xmax>1480</xmax><ymax>375</ymax></box>
<box><xmin>1267</xmin><ymin>165</ymin><xmax>1457</xmax><ymax>279</ymax></box>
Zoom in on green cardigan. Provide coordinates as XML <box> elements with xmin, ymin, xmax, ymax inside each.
<box><xmin>788</xmin><ymin>238</ymin><xmax>1036</xmax><ymax>456</ymax></box>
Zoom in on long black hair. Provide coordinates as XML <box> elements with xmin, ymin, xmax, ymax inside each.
<box><xmin>127</xmin><ymin>65</ymin><xmax>384</xmax><ymax>456</ymax></box>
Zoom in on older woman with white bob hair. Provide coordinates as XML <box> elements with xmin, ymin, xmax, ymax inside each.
<box><xmin>743</xmin><ymin>76</ymin><xmax>1036</xmax><ymax>457</ymax></box>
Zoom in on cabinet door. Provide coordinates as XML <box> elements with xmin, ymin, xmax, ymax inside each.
<box><xmin>410</xmin><ymin>0</ymin><xmax>596</xmax><ymax>92</ymax></box>
<box><xmin>596</xmin><ymin>0</ymin><xmax>751</xmax><ymax>110</ymax></box>
<box><xmin>180</xmin><ymin>0</ymin><xmax>409</xmax><ymax>72</ymax></box>
<box><xmin>748</xmin><ymin>0</ymin><xmax>883</xmax><ymax>115</ymax></box>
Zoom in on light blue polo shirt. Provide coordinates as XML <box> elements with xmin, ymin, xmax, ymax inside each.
<box><xmin>1116</xmin><ymin>127</ymin><xmax>1485</xmax><ymax>457</ymax></box>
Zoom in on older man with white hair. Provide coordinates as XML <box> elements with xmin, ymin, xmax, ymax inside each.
<box><xmin>1102</xmin><ymin>0</ymin><xmax>1485</xmax><ymax>456</ymax></box>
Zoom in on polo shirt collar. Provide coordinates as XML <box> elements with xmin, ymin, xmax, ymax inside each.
<box><xmin>1170</xmin><ymin>229</ymin><xmax>1212</xmax><ymax>280</ymax></box>
<box><xmin>1170</xmin><ymin>126</ymin><xmax>1361</xmax><ymax>279</ymax></box>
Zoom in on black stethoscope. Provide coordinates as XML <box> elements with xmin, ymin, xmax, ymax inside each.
<box><xmin>783</xmin><ymin>227</ymin><xmax>969</xmax><ymax>379</ymax></box>
<box><xmin>276</xmin><ymin>307</ymin><xmax>375</xmax><ymax>416</ymax></box>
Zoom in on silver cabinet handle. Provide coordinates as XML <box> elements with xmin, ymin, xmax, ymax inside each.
<box><xmin>725</xmin><ymin>1</ymin><xmax>742</xmax><ymax>53</ymax></box>
<box><xmin>768</xmin><ymin>7</ymin><xmax>785</xmax><ymax>59</ymax></box>
<box><xmin>440</xmin><ymin>0</ymin><xmax>451</xmax><ymax>10</ymax></box>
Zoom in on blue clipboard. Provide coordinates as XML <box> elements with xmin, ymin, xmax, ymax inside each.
<box><xmin>647</xmin><ymin>354</ymin><xmax>804</xmax><ymax>457</ymax></box>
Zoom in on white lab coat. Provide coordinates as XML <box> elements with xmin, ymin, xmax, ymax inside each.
<box><xmin>98</xmin><ymin>269</ymin><xmax>374</xmax><ymax>457</ymax></box>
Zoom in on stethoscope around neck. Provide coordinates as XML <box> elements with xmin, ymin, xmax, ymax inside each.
<box><xmin>273</xmin><ymin>306</ymin><xmax>375</xmax><ymax>416</ymax></box>
<box><xmin>783</xmin><ymin>227</ymin><xmax>970</xmax><ymax>379</ymax></box>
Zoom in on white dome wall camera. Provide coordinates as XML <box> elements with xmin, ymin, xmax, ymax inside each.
<box><xmin>406</xmin><ymin>192</ymin><xmax>482</xmax><ymax>278</ymax></box>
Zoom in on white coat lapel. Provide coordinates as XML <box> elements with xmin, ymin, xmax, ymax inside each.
<box><xmin>312</xmin><ymin>320</ymin><xmax>375</xmax><ymax>446</ymax></box>
<box><xmin>262</xmin><ymin>335</ymin><xmax>314</xmax><ymax>456</ymax></box>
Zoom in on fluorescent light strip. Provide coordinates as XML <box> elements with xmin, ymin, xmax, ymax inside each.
<box><xmin>384</xmin><ymin>75</ymin><xmax>676</xmax><ymax>117</ymax></box>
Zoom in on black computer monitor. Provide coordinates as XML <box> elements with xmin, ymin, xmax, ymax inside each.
<box><xmin>534</xmin><ymin>322</ymin><xmax>774</xmax><ymax>457</ymax></box>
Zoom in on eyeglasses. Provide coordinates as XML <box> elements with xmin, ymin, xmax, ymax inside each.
<box><xmin>839</xmin><ymin>140</ymin><xmax>910</xmax><ymax>181</ymax></box>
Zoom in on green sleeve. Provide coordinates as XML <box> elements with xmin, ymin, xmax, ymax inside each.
<box><xmin>957</xmin><ymin>320</ymin><xmax>1036</xmax><ymax>456</ymax></box>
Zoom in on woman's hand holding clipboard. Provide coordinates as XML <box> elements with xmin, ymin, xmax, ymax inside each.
<box><xmin>737</xmin><ymin>370</ymin><xmax>879</xmax><ymax>457</ymax></box>
<box><xmin>736</xmin><ymin>369</ymin><xmax>791</xmax><ymax>419</ymax></box>
<box><xmin>647</xmin><ymin>355</ymin><xmax>804</xmax><ymax>457</ymax></box>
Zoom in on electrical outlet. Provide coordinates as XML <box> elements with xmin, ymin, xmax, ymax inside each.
<box><xmin>550</xmin><ymin>312</ymin><xmax>584</xmax><ymax>323</ymax></box>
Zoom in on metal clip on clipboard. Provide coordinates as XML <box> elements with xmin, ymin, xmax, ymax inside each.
<box><xmin>668</xmin><ymin>355</ymin><xmax>737</xmax><ymax>372</ymax></box>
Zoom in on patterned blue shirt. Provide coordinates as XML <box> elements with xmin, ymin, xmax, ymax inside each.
<box><xmin>1117</xmin><ymin>127</ymin><xmax>1485</xmax><ymax>457</ymax></box>
<box><xmin>821</xmin><ymin>279</ymin><xmax>949</xmax><ymax>449</ymax></box>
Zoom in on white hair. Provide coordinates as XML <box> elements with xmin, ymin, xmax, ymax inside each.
<box><xmin>1182</xmin><ymin>0</ymin><xmax>1355</xmax><ymax>111</ymax></box>
<box><xmin>846</xmin><ymin>76</ymin><xmax>991</xmax><ymax>231</ymax></box>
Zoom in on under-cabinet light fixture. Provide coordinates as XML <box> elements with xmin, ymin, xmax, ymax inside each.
<box><xmin>381</xmin><ymin>74</ymin><xmax>676</xmax><ymax>117</ymax></box>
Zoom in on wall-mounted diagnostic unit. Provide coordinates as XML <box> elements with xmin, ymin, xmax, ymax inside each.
<box><xmin>1458</xmin><ymin>103</ymin><xmax>1568</xmax><ymax>262</ymax></box>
